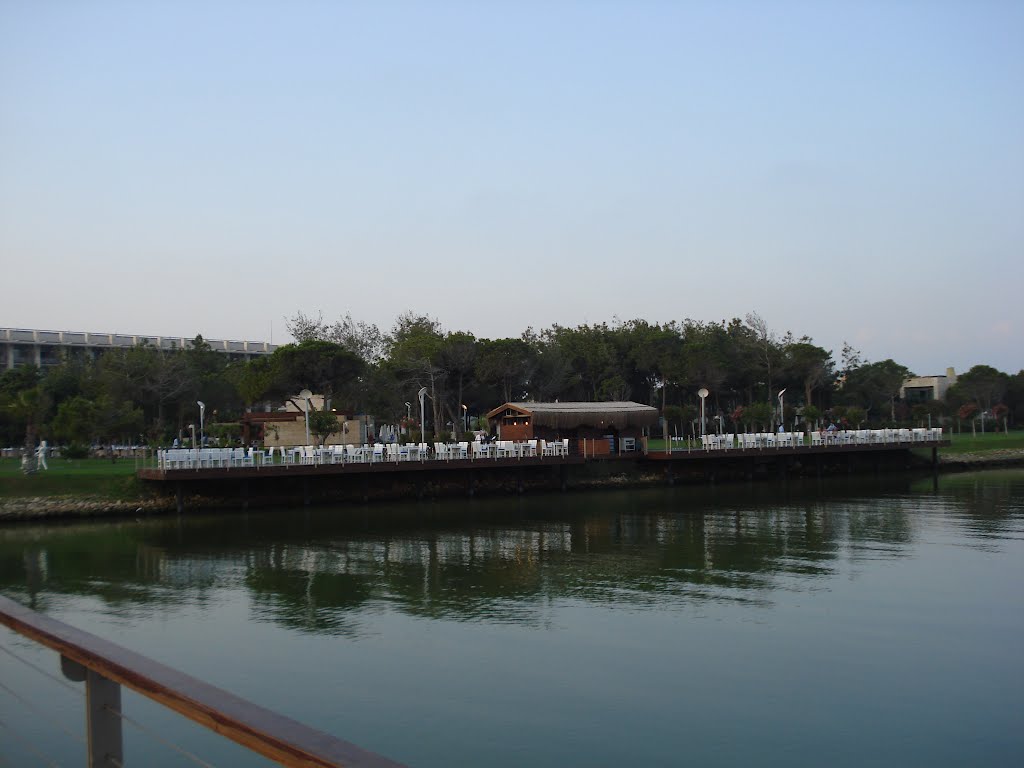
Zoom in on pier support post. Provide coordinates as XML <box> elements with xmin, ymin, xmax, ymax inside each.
<box><xmin>303</xmin><ymin>478</ymin><xmax>310</xmax><ymax>506</ymax></box>
<box><xmin>666</xmin><ymin>464</ymin><xmax>675</xmax><ymax>487</ymax></box>
<box><xmin>467</xmin><ymin>473</ymin><xmax>476</xmax><ymax>497</ymax></box>
<box><xmin>241</xmin><ymin>480</ymin><xmax>249</xmax><ymax>510</ymax></box>
<box><xmin>175</xmin><ymin>482</ymin><xmax>184</xmax><ymax>515</ymax></box>
<box><xmin>559</xmin><ymin>464</ymin><xmax>568</xmax><ymax>492</ymax></box>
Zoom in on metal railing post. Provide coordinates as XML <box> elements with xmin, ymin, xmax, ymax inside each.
<box><xmin>62</xmin><ymin>655</ymin><xmax>124</xmax><ymax>766</ymax></box>
<box><xmin>87</xmin><ymin>669</ymin><xmax>123</xmax><ymax>767</ymax></box>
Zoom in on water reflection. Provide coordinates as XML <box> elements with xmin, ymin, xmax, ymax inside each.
<box><xmin>2</xmin><ymin>471</ymin><xmax>1022</xmax><ymax>633</ymax></box>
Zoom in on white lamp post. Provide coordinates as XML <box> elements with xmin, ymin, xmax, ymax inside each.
<box><xmin>197</xmin><ymin>401</ymin><xmax>205</xmax><ymax>447</ymax></box>
<box><xmin>777</xmin><ymin>388</ymin><xmax>786</xmax><ymax>431</ymax></box>
<box><xmin>188</xmin><ymin>423</ymin><xmax>196</xmax><ymax>450</ymax></box>
<box><xmin>461</xmin><ymin>403</ymin><xmax>468</xmax><ymax>434</ymax></box>
<box><xmin>697</xmin><ymin>388</ymin><xmax>709</xmax><ymax>437</ymax></box>
<box><xmin>418</xmin><ymin>387</ymin><xmax>428</xmax><ymax>444</ymax></box>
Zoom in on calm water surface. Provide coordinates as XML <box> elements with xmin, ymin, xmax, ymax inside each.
<box><xmin>2</xmin><ymin>470</ymin><xmax>1022</xmax><ymax>767</ymax></box>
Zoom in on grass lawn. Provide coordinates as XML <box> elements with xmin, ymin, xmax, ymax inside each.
<box><xmin>942</xmin><ymin>430</ymin><xmax>1024</xmax><ymax>454</ymax></box>
<box><xmin>0</xmin><ymin>457</ymin><xmax>143</xmax><ymax>499</ymax></box>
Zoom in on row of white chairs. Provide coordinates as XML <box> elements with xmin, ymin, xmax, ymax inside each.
<box><xmin>809</xmin><ymin>428</ymin><xmax>943</xmax><ymax>446</ymax></box>
<box><xmin>696</xmin><ymin>428</ymin><xmax>943</xmax><ymax>452</ymax></box>
<box><xmin>700</xmin><ymin>433</ymin><xmax>804</xmax><ymax>450</ymax></box>
<box><xmin>158</xmin><ymin>438</ymin><xmax>572</xmax><ymax>470</ymax></box>
<box><xmin>160</xmin><ymin>448</ymin><xmax>260</xmax><ymax>469</ymax></box>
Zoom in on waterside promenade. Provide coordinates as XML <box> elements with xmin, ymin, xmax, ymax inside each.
<box><xmin>135</xmin><ymin>429</ymin><xmax>950</xmax><ymax>512</ymax></box>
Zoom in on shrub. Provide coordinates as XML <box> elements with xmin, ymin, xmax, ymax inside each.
<box><xmin>63</xmin><ymin>442</ymin><xmax>90</xmax><ymax>459</ymax></box>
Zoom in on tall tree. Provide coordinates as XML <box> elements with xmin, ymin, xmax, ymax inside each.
<box><xmin>783</xmin><ymin>339</ymin><xmax>834</xmax><ymax>408</ymax></box>
<box><xmin>842</xmin><ymin>359</ymin><xmax>911</xmax><ymax>422</ymax></box>
<box><xmin>475</xmin><ymin>338</ymin><xmax>533</xmax><ymax>403</ymax></box>
<box><xmin>267</xmin><ymin>340</ymin><xmax>364</xmax><ymax>412</ymax></box>
<box><xmin>386</xmin><ymin>312</ymin><xmax>447</xmax><ymax>436</ymax></box>
<box><xmin>951</xmin><ymin>365</ymin><xmax>1009</xmax><ymax>412</ymax></box>
<box><xmin>744</xmin><ymin>312</ymin><xmax>781</xmax><ymax>411</ymax></box>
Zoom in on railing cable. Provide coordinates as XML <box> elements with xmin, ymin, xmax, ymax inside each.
<box><xmin>0</xmin><ymin>679</ymin><xmax>85</xmax><ymax>747</ymax></box>
<box><xmin>0</xmin><ymin>716</ymin><xmax>64</xmax><ymax>767</ymax></box>
<box><xmin>103</xmin><ymin>703</ymin><xmax>219</xmax><ymax>768</ymax></box>
<box><xmin>0</xmin><ymin>643</ymin><xmax>84</xmax><ymax>697</ymax></box>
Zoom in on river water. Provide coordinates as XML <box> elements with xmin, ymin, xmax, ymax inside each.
<box><xmin>1</xmin><ymin>470</ymin><xmax>1022</xmax><ymax>767</ymax></box>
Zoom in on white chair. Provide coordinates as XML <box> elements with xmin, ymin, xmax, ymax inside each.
<box><xmin>257</xmin><ymin>446</ymin><xmax>275</xmax><ymax>466</ymax></box>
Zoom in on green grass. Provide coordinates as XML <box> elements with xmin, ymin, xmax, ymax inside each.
<box><xmin>941</xmin><ymin>431</ymin><xmax>1024</xmax><ymax>455</ymax></box>
<box><xmin>0</xmin><ymin>457</ymin><xmax>143</xmax><ymax>500</ymax></box>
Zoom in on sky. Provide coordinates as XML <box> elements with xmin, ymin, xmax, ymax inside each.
<box><xmin>1</xmin><ymin>0</ymin><xmax>1021</xmax><ymax>376</ymax></box>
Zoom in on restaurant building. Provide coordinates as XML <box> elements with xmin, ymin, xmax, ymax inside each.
<box><xmin>485</xmin><ymin>401</ymin><xmax>659</xmax><ymax>455</ymax></box>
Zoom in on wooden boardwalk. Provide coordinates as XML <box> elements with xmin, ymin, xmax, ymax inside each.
<box><xmin>136</xmin><ymin>437</ymin><xmax>949</xmax><ymax>511</ymax></box>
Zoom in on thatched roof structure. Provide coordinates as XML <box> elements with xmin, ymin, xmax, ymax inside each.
<box><xmin>485</xmin><ymin>401</ymin><xmax>659</xmax><ymax>430</ymax></box>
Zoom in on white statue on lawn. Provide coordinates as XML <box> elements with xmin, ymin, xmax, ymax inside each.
<box><xmin>35</xmin><ymin>440</ymin><xmax>49</xmax><ymax>470</ymax></box>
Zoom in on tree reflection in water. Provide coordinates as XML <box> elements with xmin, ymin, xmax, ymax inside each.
<box><xmin>2</xmin><ymin>470</ymin><xmax>1022</xmax><ymax>634</ymax></box>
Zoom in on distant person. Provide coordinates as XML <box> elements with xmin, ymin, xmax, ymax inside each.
<box><xmin>36</xmin><ymin>440</ymin><xmax>49</xmax><ymax>470</ymax></box>
<box><xmin>826</xmin><ymin>422</ymin><xmax>837</xmax><ymax>433</ymax></box>
<box><xmin>778</xmin><ymin>424</ymin><xmax>785</xmax><ymax>433</ymax></box>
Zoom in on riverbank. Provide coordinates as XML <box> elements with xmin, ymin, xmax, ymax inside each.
<box><xmin>936</xmin><ymin>448</ymin><xmax>1024</xmax><ymax>470</ymax></box>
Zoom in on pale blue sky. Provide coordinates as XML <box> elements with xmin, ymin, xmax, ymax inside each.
<box><xmin>2</xmin><ymin>0</ymin><xmax>1021</xmax><ymax>375</ymax></box>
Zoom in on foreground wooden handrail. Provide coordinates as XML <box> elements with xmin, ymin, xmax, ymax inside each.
<box><xmin>0</xmin><ymin>595</ymin><xmax>407</xmax><ymax>768</ymax></box>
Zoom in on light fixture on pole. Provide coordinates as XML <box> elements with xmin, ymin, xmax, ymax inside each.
<box><xmin>777</xmin><ymin>388</ymin><xmax>786</xmax><ymax>431</ymax></box>
<box><xmin>418</xmin><ymin>387</ymin><xmax>428</xmax><ymax>444</ymax></box>
<box><xmin>405</xmin><ymin>402</ymin><xmax>412</xmax><ymax>420</ymax></box>
<box><xmin>697</xmin><ymin>388</ymin><xmax>709</xmax><ymax>437</ymax></box>
<box><xmin>197</xmin><ymin>401</ymin><xmax>205</xmax><ymax>447</ymax></box>
<box><xmin>188</xmin><ymin>423</ymin><xmax>196</xmax><ymax>451</ymax></box>
<box><xmin>299</xmin><ymin>389</ymin><xmax>313</xmax><ymax>446</ymax></box>
<box><xmin>461</xmin><ymin>403</ymin><xmax>468</xmax><ymax>434</ymax></box>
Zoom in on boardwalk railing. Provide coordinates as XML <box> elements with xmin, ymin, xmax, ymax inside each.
<box><xmin>672</xmin><ymin>427</ymin><xmax>943</xmax><ymax>452</ymax></box>
<box><xmin>0</xmin><ymin>594</ymin><xmax>406</xmax><ymax>767</ymax></box>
